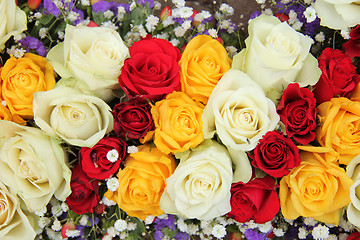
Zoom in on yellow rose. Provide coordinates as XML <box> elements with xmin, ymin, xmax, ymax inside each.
<box><xmin>105</xmin><ymin>145</ymin><xmax>176</xmax><ymax>220</ymax></box>
<box><xmin>0</xmin><ymin>53</ymin><xmax>56</xmax><ymax>119</ymax></box>
<box><xmin>317</xmin><ymin>97</ymin><xmax>360</xmax><ymax>165</ymax></box>
<box><xmin>280</xmin><ymin>146</ymin><xmax>353</xmax><ymax>225</ymax></box>
<box><xmin>179</xmin><ymin>35</ymin><xmax>232</xmax><ymax>104</ymax></box>
<box><xmin>0</xmin><ymin>104</ymin><xmax>25</xmax><ymax>124</ymax></box>
<box><xmin>151</xmin><ymin>91</ymin><xmax>204</xmax><ymax>154</ymax></box>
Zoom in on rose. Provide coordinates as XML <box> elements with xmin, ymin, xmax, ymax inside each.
<box><xmin>343</xmin><ymin>25</ymin><xmax>360</xmax><ymax>58</ymax></box>
<box><xmin>105</xmin><ymin>144</ymin><xmax>176</xmax><ymax>220</ymax></box>
<box><xmin>347</xmin><ymin>232</ymin><xmax>360</xmax><ymax>240</ymax></box>
<box><xmin>0</xmin><ymin>53</ymin><xmax>56</xmax><ymax>119</ymax></box>
<box><xmin>251</xmin><ymin>131</ymin><xmax>301</xmax><ymax>178</ymax></box>
<box><xmin>0</xmin><ymin>0</ymin><xmax>27</xmax><ymax>51</ymax></box>
<box><xmin>66</xmin><ymin>164</ymin><xmax>100</xmax><ymax>214</ymax></box>
<box><xmin>232</xmin><ymin>15</ymin><xmax>321</xmax><ymax>102</ymax></box>
<box><xmin>314</xmin><ymin>0</ymin><xmax>360</xmax><ymax>30</ymax></box>
<box><xmin>227</xmin><ymin>176</ymin><xmax>279</xmax><ymax>224</ymax></box>
<box><xmin>119</xmin><ymin>38</ymin><xmax>181</xmax><ymax>101</ymax></box>
<box><xmin>79</xmin><ymin>136</ymin><xmax>127</xmax><ymax>180</ymax></box>
<box><xmin>179</xmin><ymin>34</ymin><xmax>232</xmax><ymax>104</ymax></box>
<box><xmin>316</xmin><ymin>97</ymin><xmax>360</xmax><ymax>165</ymax></box>
<box><xmin>202</xmin><ymin>69</ymin><xmax>279</xmax><ymax>151</ymax></box>
<box><xmin>313</xmin><ymin>48</ymin><xmax>360</xmax><ymax>104</ymax></box>
<box><xmin>33</xmin><ymin>86</ymin><xmax>114</xmax><ymax>147</ymax></box>
<box><xmin>346</xmin><ymin>155</ymin><xmax>360</xmax><ymax>228</ymax></box>
<box><xmin>0</xmin><ymin>120</ymin><xmax>71</xmax><ymax>212</ymax></box>
<box><xmin>280</xmin><ymin>146</ymin><xmax>353</xmax><ymax>225</ymax></box>
<box><xmin>151</xmin><ymin>91</ymin><xmax>204</xmax><ymax>154</ymax></box>
<box><xmin>0</xmin><ymin>181</ymin><xmax>36</xmax><ymax>240</ymax></box>
<box><xmin>112</xmin><ymin>97</ymin><xmax>154</xmax><ymax>140</ymax></box>
<box><xmin>160</xmin><ymin>140</ymin><xmax>233</xmax><ymax>220</ymax></box>
<box><xmin>47</xmin><ymin>25</ymin><xmax>129</xmax><ymax>101</ymax></box>
<box><xmin>0</xmin><ymin>104</ymin><xmax>25</xmax><ymax>124</ymax></box>
<box><xmin>277</xmin><ymin>83</ymin><xmax>317</xmax><ymax>145</ymax></box>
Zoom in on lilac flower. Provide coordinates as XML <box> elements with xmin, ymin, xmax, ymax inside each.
<box><xmin>71</xmin><ymin>8</ymin><xmax>85</xmax><ymax>25</ymax></box>
<box><xmin>244</xmin><ymin>229</ymin><xmax>268</xmax><ymax>240</ymax></box>
<box><xmin>43</xmin><ymin>0</ymin><xmax>60</xmax><ymax>17</ymax></box>
<box><xmin>154</xmin><ymin>215</ymin><xmax>176</xmax><ymax>231</ymax></box>
<box><xmin>92</xmin><ymin>1</ymin><xmax>129</xmax><ymax>14</ymax></box>
<box><xmin>137</xmin><ymin>0</ymin><xmax>154</xmax><ymax>8</ymax></box>
<box><xmin>89</xmin><ymin>217</ymin><xmax>99</xmax><ymax>226</ymax></box>
<box><xmin>250</xmin><ymin>11</ymin><xmax>261</xmax><ymax>20</ymax></box>
<box><xmin>172</xmin><ymin>17</ymin><xmax>185</xmax><ymax>25</ymax></box>
<box><xmin>18</xmin><ymin>36</ymin><xmax>47</xmax><ymax>56</ymax></box>
<box><xmin>175</xmin><ymin>231</ymin><xmax>189</xmax><ymax>240</ymax></box>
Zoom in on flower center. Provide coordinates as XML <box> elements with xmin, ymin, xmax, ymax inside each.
<box><xmin>106</xmin><ymin>149</ymin><xmax>119</xmax><ymax>162</ymax></box>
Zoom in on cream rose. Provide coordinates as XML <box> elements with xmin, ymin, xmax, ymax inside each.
<box><xmin>232</xmin><ymin>15</ymin><xmax>321</xmax><ymax>102</ymax></box>
<box><xmin>0</xmin><ymin>0</ymin><xmax>27</xmax><ymax>51</ymax></box>
<box><xmin>47</xmin><ymin>25</ymin><xmax>129</xmax><ymax>101</ymax></box>
<box><xmin>33</xmin><ymin>87</ymin><xmax>114</xmax><ymax>147</ymax></box>
<box><xmin>160</xmin><ymin>140</ymin><xmax>233</xmax><ymax>220</ymax></box>
<box><xmin>0</xmin><ymin>120</ymin><xmax>71</xmax><ymax>212</ymax></box>
<box><xmin>0</xmin><ymin>181</ymin><xmax>36</xmax><ymax>240</ymax></box>
<box><xmin>346</xmin><ymin>155</ymin><xmax>360</xmax><ymax>227</ymax></box>
<box><xmin>202</xmin><ymin>69</ymin><xmax>279</xmax><ymax>183</ymax></box>
<box><xmin>314</xmin><ymin>0</ymin><xmax>360</xmax><ymax>30</ymax></box>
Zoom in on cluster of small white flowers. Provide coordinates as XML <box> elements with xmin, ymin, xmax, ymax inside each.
<box><xmin>101</xmin><ymin>21</ymin><xmax>119</xmax><ymax>30</ymax></box>
<box><xmin>208</xmin><ymin>28</ymin><xmax>218</xmax><ymax>38</ymax></box>
<box><xmin>303</xmin><ymin>6</ymin><xmax>317</xmax><ymax>23</ymax></box>
<box><xmin>7</xmin><ymin>46</ymin><xmax>26</xmax><ymax>58</ymax></box>
<box><xmin>81</xmin><ymin>0</ymin><xmax>90</xmax><ymax>6</ymax></box>
<box><xmin>155</xmin><ymin>33</ymin><xmax>169</xmax><ymax>39</ymax></box>
<box><xmin>187</xmin><ymin>223</ymin><xmax>200</xmax><ymax>235</ymax></box>
<box><xmin>154</xmin><ymin>1</ymin><xmax>161</xmax><ymax>10</ymax></box>
<box><xmin>106</xmin><ymin>149</ymin><xmax>119</xmax><ymax>163</ymax></box>
<box><xmin>174</xmin><ymin>26</ymin><xmax>186</xmax><ymax>37</ymax></box>
<box><xmin>145</xmin><ymin>15</ymin><xmax>159</xmax><ymax>32</ymax></box>
<box><xmin>117</xmin><ymin>6</ymin><xmax>126</xmax><ymax>20</ymax></box>
<box><xmin>182</xmin><ymin>20</ymin><xmax>191</xmax><ymax>31</ymax></box>
<box><xmin>104</xmin><ymin>10</ymin><xmax>115</xmax><ymax>19</ymax></box>
<box><xmin>341</xmin><ymin>28</ymin><xmax>351</xmax><ymax>40</ymax></box>
<box><xmin>39</xmin><ymin>27</ymin><xmax>48</xmax><ymax>39</ymax></box>
<box><xmin>79</xmin><ymin>215</ymin><xmax>89</xmax><ymax>226</ymax></box>
<box><xmin>61</xmin><ymin>202</ymin><xmax>69</xmax><ymax>212</ymax></box>
<box><xmin>127</xmin><ymin>222</ymin><xmax>137</xmax><ymax>231</ymax></box>
<box><xmin>46</xmin><ymin>228</ymin><xmax>62</xmax><ymax>240</ymax></box>
<box><xmin>35</xmin><ymin>206</ymin><xmax>48</xmax><ymax>217</ymax></box>
<box><xmin>172</xmin><ymin>7</ymin><xmax>194</xmax><ymax>19</ymax></box>
<box><xmin>298</xmin><ymin>227</ymin><xmax>308</xmax><ymax>239</ymax></box>
<box><xmin>172</xmin><ymin>0</ymin><xmax>185</xmax><ymax>8</ymax></box>
<box><xmin>67</xmin><ymin>11</ymin><xmax>80</xmax><ymax>22</ymax></box>
<box><xmin>226</xmin><ymin>46</ymin><xmax>237</xmax><ymax>58</ymax></box>
<box><xmin>304</xmin><ymin>217</ymin><xmax>317</xmax><ymax>227</ymax></box>
<box><xmin>107</xmin><ymin>226</ymin><xmax>120</xmax><ymax>237</ymax></box>
<box><xmin>57</xmin><ymin>31</ymin><xmax>65</xmax><ymax>40</ymax></box>
<box><xmin>219</xmin><ymin>3</ymin><xmax>234</xmax><ymax>16</ymax></box>
<box><xmin>114</xmin><ymin>219</ymin><xmax>128</xmax><ymax>232</ymax></box>
<box><xmin>38</xmin><ymin>217</ymin><xmax>51</xmax><ymax>229</ymax></box>
<box><xmin>273</xmin><ymin>228</ymin><xmax>285</xmax><ymax>237</ymax></box>
<box><xmin>262</xmin><ymin>8</ymin><xmax>273</xmax><ymax>16</ymax></box>
<box><xmin>327</xmin><ymin>234</ymin><xmax>339</xmax><ymax>240</ymax></box>
<box><xmin>51</xmin><ymin>219</ymin><xmax>62</xmax><ymax>231</ymax></box>
<box><xmin>129</xmin><ymin>1</ymin><xmax>136</xmax><ymax>11</ymax></box>
<box><xmin>66</xmin><ymin>229</ymin><xmax>81</xmax><ymax>238</ymax></box>
<box><xmin>200</xmin><ymin>220</ymin><xmax>212</xmax><ymax>235</ymax></box>
<box><xmin>339</xmin><ymin>216</ymin><xmax>356</xmax><ymax>232</ymax></box>
<box><xmin>107</xmin><ymin>177</ymin><xmax>120</xmax><ymax>191</ymax></box>
<box><xmin>51</xmin><ymin>203</ymin><xmax>63</xmax><ymax>217</ymax></box>
<box><xmin>211</xmin><ymin>224</ymin><xmax>226</xmax><ymax>239</ymax></box>
<box><xmin>170</xmin><ymin>38</ymin><xmax>180</xmax><ymax>47</ymax></box>
<box><xmin>304</xmin><ymin>0</ymin><xmax>314</xmax><ymax>4</ymax></box>
<box><xmin>315</xmin><ymin>31</ymin><xmax>325</xmax><ymax>42</ymax></box>
<box><xmin>144</xmin><ymin>215</ymin><xmax>155</xmax><ymax>225</ymax></box>
<box><xmin>102</xmin><ymin>195</ymin><xmax>117</xmax><ymax>206</ymax></box>
<box><xmin>258</xmin><ymin>221</ymin><xmax>272</xmax><ymax>233</ymax></box>
<box><xmin>119</xmin><ymin>231</ymin><xmax>129</xmax><ymax>240</ymax></box>
<box><xmin>52</xmin><ymin>0</ymin><xmax>63</xmax><ymax>9</ymax></box>
<box><xmin>176</xmin><ymin>217</ymin><xmax>188</xmax><ymax>232</ymax></box>
<box><xmin>256</xmin><ymin>0</ymin><xmax>266</xmax><ymax>3</ymax></box>
<box><xmin>194</xmin><ymin>10</ymin><xmax>211</xmax><ymax>22</ymax></box>
<box><xmin>312</xmin><ymin>225</ymin><xmax>329</xmax><ymax>240</ymax></box>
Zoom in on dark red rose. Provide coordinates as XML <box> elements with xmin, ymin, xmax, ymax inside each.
<box><xmin>347</xmin><ymin>231</ymin><xmax>360</xmax><ymax>240</ymax></box>
<box><xmin>313</xmin><ymin>47</ymin><xmax>360</xmax><ymax>104</ymax></box>
<box><xmin>228</xmin><ymin>176</ymin><xmax>280</xmax><ymax>224</ymax></box>
<box><xmin>79</xmin><ymin>136</ymin><xmax>127</xmax><ymax>180</ymax></box>
<box><xmin>119</xmin><ymin>38</ymin><xmax>181</xmax><ymax>101</ymax></box>
<box><xmin>66</xmin><ymin>164</ymin><xmax>100</xmax><ymax>214</ymax></box>
<box><xmin>251</xmin><ymin>131</ymin><xmax>301</xmax><ymax>178</ymax></box>
<box><xmin>277</xmin><ymin>83</ymin><xmax>317</xmax><ymax>145</ymax></box>
<box><xmin>343</xmin><ymin>25</ymin><xmax>360</xmax><ymax>58</ymax></box>
<box><xmin>112</xmin><ymin>97</ymin><xmax>154</xmax><ymax>140</ymax></box>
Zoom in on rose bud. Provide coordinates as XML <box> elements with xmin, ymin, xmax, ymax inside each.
<box><xmin>27</xmin><ymin>0</ymin><xmax>41</xmax><ymax>9</ymax></box>
<box><xmin>160</xmin><ymin>6</ymin><xmax>171</xmax><ymax>21</ymax></box>
<box><xmin>61</xmin><ymin>222</ymin><xmax>75</xmax><ymax>238</ymax></box>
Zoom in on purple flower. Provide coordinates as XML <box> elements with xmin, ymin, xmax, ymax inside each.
<box><xmin>43</xmin><ymin>0</ymin><xmax>60</xmax><ymax>17</ymax></box>
<box><xmin>154</xmin><ymin>215</ymin><xmax>176</xmax><ymax>231</ymax></box>
<box><xmin>137</xmin><ymin>0</ymin><xmax>154</xmax><ymax>8</ymax></box>
<box><xmin>92</xmin><ymin>1</ymin><xmax>129</xmax><ymax>14</ymax></box>
<box><xmin>71</xmin><ymin>8</ymin><xmax>85</xmax><ymax>25</ymax></box>
<box><xmin>18</xmin><ymin>36</ymin><xmax>47</xmax><ymax>57</ymax></box>
<box><xmin>175</xmin><ymin>231</ymin><xmax>189</xmax><ymax>240</ymax></box>
<box><xmin>244</xmin><ymin>229</ymin><xmax>268</xmax><ymax>240</ymax></box>
<box><xmin>250</xmin><ymin>11</ymin><xmax>261</xmax><ymax>20</ymax></box>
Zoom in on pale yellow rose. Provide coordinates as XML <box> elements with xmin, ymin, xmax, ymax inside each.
<box><xmin>0</xmin><ymin>53</ymin><xmax>56</xmax><ymax>119</ymax></box>
<box><xmin>0</xmin><ymin>0</ymin><xmax>27</xmax><ymax>51</ymax></box>
<box><xmin>317</xmin><ymin>97</ymin><xmax>360</xmax><ymax>165</ymax></box>
<box><xmin>151</xmin><ymin>91</ymin><xmax>204</xmax><ymax>154</ymax></box>
<box><xmin>280</xmin><ymin>146</ymin><xmax>353</xmax><ymax>225</ymax></box>
<box><xmin>346</xmin><ymin>155</ymin><xmax>360</xmax><ymax>228</ymax></box>
<box><xmin>105</xmin><ymin>144</ymin><xmax>176</xmax><ymax>220</ymax></box>
<box><xmin>0</xmin><ymin>181</ymin><xmax>36</xmax><ymax>240</ymax></box>
<box><xmin>314</xmin><ymin>0</ymin><xmax>360</xmax><ymax>30</ymax></box>
<box><xmin>33</xmin><ymin>86</ymin><xmax>114</xmax><ymax>147</ymax></box>
<box><xmin>160</xmin><ymin>140</ymin><xmax>233</xmax><ymax>220</ymax></box>
<box><xmin>232</xmin><ymin>15</ymin><xmax>321</xmax><ymax>102</ymax></box>
<box><xmin>179</xmin><ymin>35</ymin><xmax>232</xmax><ymax>104</ymax></box>
<box><xmin>47</xmin><ymin>25</ymin><xmax>129</xmax><ymax>101</ymax></box>
<box><xmin>0</xmin><ymin>120</ymin><xmax>71</xmax><ymax>212</ymax></box>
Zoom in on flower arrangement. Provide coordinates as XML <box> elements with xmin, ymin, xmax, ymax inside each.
<box><xmin>1</xmin><ymin>0</ymin><xmax>360</xmax><ymax>239</ymax></box>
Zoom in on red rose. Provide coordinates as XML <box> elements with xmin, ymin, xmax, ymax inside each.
<box><xmin>66</xmin><ymin>164</ymin><xmax>100</xmax><ymax>214</ymax></box>
<box><xmin>347</xmin><ymin>231</ymin><xmax>360</xmax><ymax>240</ymax></box>
<box><xmin>119</xmin><ymin>38</ymin><xmax>181</xmax><ymax>101</ymax></box>
<box><xmin>80</xmin><ymin>136</ymin><xmax>127</xmax><ymax>180</ymax></box>
<box><xmin>313</xmin><ymin>47</ymin><xmax>360</xmax><ymax>104</ymax></box>
<box><xmin>228</xmin><ymin>176</ymin><xmax>280</xmax><ymax>224</ymax></box>
<box><xmin>343</xmin><ymin>25</ymin><xmax>360</xmax><ymax>58</ymax></box>
<box><xmin>112</xmin><ymin>97</ymin><xmax>154</xmax><ymax>140</ymax></box>
<box><xmin>251</xmin><ymin>131</ymin><xmax>301</xmax><ymax>178</ymax></box>
<box><xmin>277</xmin><ymin>83</ymin><xmax>317</xmax><ymax>145</ymax></box>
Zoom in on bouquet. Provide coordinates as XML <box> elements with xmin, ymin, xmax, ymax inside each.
<box><xmin>1</xmin><ymin>0</ymin><xmax>360</xmax><ymax>239</ymax></box>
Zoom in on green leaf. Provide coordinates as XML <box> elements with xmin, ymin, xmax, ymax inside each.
<box><xmin>39</xmin><ymin>14</ymin><xmax>56</xmax><ymax>25</ymax></box>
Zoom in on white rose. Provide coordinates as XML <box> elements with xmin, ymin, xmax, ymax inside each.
<box><xmin>232</xmin><ymin>15</ymin><xmax>321</xmax><ymax>102</ymax></box>
<box><xmin>346</xmin><ymin>155</ymin><xmax>360</xmax><ymax>227</ymax></box>
<box><xmin>202</xmin><ymin>69</ymin><xmax>279</xmax><ymax>182</ymax></box>
<box><xmin>0</xmin><ymin>181</ymin><xmax>36</xmax><ymax>240</ymax></box>
<box><xmin>33</xmin><ymin>86</ymin><xmax>114</xmax><ymax>147</ymax></box>
<box><xmin>47</xmin><ymin>25</ymin><xmax>129</xmax><ymax>101</ymax></box>
<box><xmin>160</xmin><ymin>140</ymin><xmax>233</xmax><ymax>220</ymax></box>
<box><xmin>314</xmin><ymin>0</ymin><xmax>360</xmax><ymax>30</ymax></box>
<box><xmin>0</xmin><ymin>0</ymin><xmax>27</xmax><ymax>51</ymax></box>
<box><xmin>0</xmin><ymin>120</ymin><xmax>71</xmax><ymax>212</ymax></box>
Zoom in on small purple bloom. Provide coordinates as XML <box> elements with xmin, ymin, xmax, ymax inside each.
<box><xmin>43</xmin><ymin>0</ymin><xmax>60</xmax><ymax>17</ymax></box>
<box><xmin>92</xmin><ymin>1</ymin><xmax>129</xmax><ymax>14</ymax></box>
<box><xmin>173</xmin><ymin>17</ymin><xmax>185</xmax><ymax>25</ymax></box>
<box><xmin>250</xmin><ymin>11</ymin><xmax>261</xmax><ymax>20</ymax></box>
<box><xmin>137</xmin><ymin>0</ymin><xmax>154</xmax><ymax>8</ymax></box>
<box><xmin>175</xmin><ymin>231</ymin><xmax>189</xmax><ymax>240</ymax></box>
<box><xmin>19</xmin><ymin>36</ymin><xmax>47</xmax><ymax>57</ymax></box>
<box><xmin>244</xmin><ymin>229</ymin><xmax>268</xmax><ymax>240</ymax></box>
